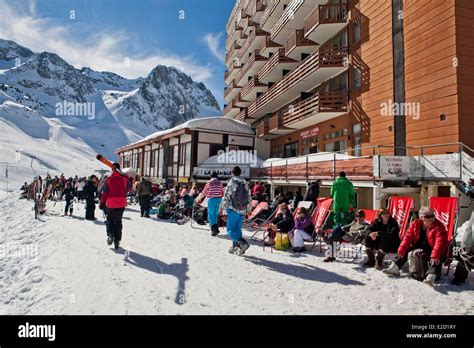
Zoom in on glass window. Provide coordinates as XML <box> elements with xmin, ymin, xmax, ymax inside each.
<box><xmin>302</xmin><ymin>146</ymin><xmax>319</xmax><ymax>155</ymax></box>
<box><xmin>353</xmin><ymin>21</ymin><xmax>360</xmax><ymax>44</ymax></box>
<box><xmin>353</xmin><ymin>67</ymin><xmax>361</xmax><ymax>90</ymax></box>
<box><xmin>284</xmin><ymin>142</ymin><xmax>298</xmax><ymax>158</ymax></box>
<box><xmin>324</xmin><ymin>140</ymin><xmax>347</xmax><ymax>152</ymax></box>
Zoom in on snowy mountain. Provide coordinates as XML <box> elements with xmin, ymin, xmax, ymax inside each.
<box><xmin>0</xmin><ymin>39</ymin><xmax>221</xmax><ymax>189</ymax></box>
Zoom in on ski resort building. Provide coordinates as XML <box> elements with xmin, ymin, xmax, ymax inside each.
<box><xmin>115</xmin><ymin>117</ymin><xmax>257</xmax><ymax>185</ymax></box>
<box><xmin>223</xmin><ymin>0</ymin><xmax>474</xmax><ymax>223</ymax></box>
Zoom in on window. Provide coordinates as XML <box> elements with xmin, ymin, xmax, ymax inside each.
<box><xmin>353</xmin><ymin>123</ymin><xmax>362</xmax><ymax>157</ymax></box>
<box><xmin>353</xmin><ymin>21</ymin><xmax>360</xmax><ymax>44</ymax></box>
<box><xmin>284</xmin><ymin>142</ymin><xmax>298</xmax><ymax>158</ymax></box>
<box><xmin>324</xmin><ymin>129</ymin><xmax>347</xmax><ymax>140</ymax></box>
<box><xmin>353</xmin><ymin>67</ymin><xmax>361</xmax><ymax>90</ymax></box>
<box><xmin>302</xmin><ymin>146</ymin><xmax>319</xmax><ymax>155</ymax></box>
<box><xmin>271</xmin><ymin>146</ymin><xmax>282</xmax><ymax>158</ymax></box>
<box><xmin>324</xmin><ymin>140</ymin><xmax>347</xmax><ymax>152</ymax></box>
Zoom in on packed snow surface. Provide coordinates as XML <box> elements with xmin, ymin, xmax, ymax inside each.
<box><xmin>0</xmin><ymin>193</ymin><xmax>472</xmax><ymax>315</ymax></box>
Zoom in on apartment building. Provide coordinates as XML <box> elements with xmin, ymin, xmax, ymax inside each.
<box><xmin>223</xmin><ymin>0</ymin><xmax>473</xmax><ymax>217</ymax></box>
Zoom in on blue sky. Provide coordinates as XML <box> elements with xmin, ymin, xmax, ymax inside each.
<box><xmin>0</xmin><ymin>0</ymin><xmax>235</xmax><ymax>107</ymax></box>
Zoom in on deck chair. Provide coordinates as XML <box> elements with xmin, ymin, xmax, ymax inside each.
<box><xmin>387</xmin><ymin>196</ymin><xmax>415</xmax><ymax>238</ymax></box>
<box><xmin>305</xmin><ymin>198</ymin><xmax>333</xmax><ymax>252</ymax></box>
<box><xmin>429</xmin><ymin>197</ymin><xmax>459</xmax><ymax>274</ymax></box>
<box><xmin>346</xmin><ymin>209</ymin><xmax>378</xmax><ymax>261</ymax></box>
<box><xmin>190</xmin><ymin>197</ymin><xmax>209</xmax><ymax>230</ymax></box>
<box><xmin>249</xmin><ymin>204</ymin><xmax>282</xmax><ymax>242</ymax></box>
<box><xmin>245</xmin><ymin>201</ymin><xmax>269</xmax><ymax>226</ymax></box>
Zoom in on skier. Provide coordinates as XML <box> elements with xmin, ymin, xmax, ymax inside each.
<box><xmin>331</xmin><ymin>172</ymin><xmax>356</xmax><ymax>226</ymax></box>
<box><xmin>61</xmin><ymin>181</ymin><xmax>76</xmax><ymax>216</ymax></box>
<box><xmin>136</xmin><ymin>176</ymin><xmax>152</xmax><ymax>218</ymax></box>
<box><xmin>196</xmin><ymin>172</ymin><xmax>224</xmax><ymax>236</ymax></box>
<box><xmin>83</xmin><ymin>175</ymin><xmax>98</xmax><ymax>221</ymax></box>
<box><xmin>99</xmin><ymin>162</ymin><xmax>131</xmax><ymax>249</ymax></box>
<box><xmin>219</xmin><ymin>166</ymin><xmax>252</xmax><ymax>255</ymax></box>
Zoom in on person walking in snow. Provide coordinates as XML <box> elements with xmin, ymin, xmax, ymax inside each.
<box><xmin>75</xmin><ymin>178</ymin><xmax>85</xmax><ymax>202</ymax></box>
<box><xmin>83</xmin><ymin>175</ymin><xmax>98</xmax><ymax>220</ymax></box>
<box><xmin>136</xmin><ymin>176</ymin><xmax>152</xmax><ymax>218</ymax></box>
<box><xmin>61</xmin><ymin>181</ymin><xmax>76</xmax><ymax>216</ymax></box>
<box><xmin>331</xmin><ymin>172</ymin><xmax>356</xmax><ymax>226</ymax></box>
<box><xmin>219</xmin><ymin>166</ymin><xmax>252</xmax><ymax>255</ymax></box>
<box><xmin>99</xmin><ymin>163</ymin><xmax>131</xmax><ymax>249</ymax></box>
<box><xmin>196</xmin><ymin>172</ymin><xmax>224</xmax><ymax>236</ymax></box>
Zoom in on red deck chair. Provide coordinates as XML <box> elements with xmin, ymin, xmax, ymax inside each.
<box><xmin>429</xmin><ymin>197</ymin><xmax>459</xmax><ymax>272</ymax></box>
<box><xmin>244</xmin><ymin>201</ymin><xmax>269</xmax><ymax>225</ymax></box>
<box><xmin>305</xmin><ymin>197</ymin><xmax>333</xmax><ymax>252</ymax></box>
<box><xmin>361</xmin><ymin>209</ymin><xmax>378</xmax><ymax>224</ymax></box>
<box><xmin>387</xmin><ymin>196</ymin><xmax>415</xmax><ymax>238</ymax></box>
<box><xmin>249</xmin><ymin>204</ymin><xmax>283</xmax><ymax>243</ymax></box>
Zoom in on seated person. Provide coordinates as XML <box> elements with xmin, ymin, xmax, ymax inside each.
<box><xmin>288</xmin><ymin>207</ymin><xmax>314</xmax><ymax>253</ymax></box>
<box><xmin>265</xmin><ymin>203</ymin><xmax>295</xmax><ymax>246</ymax></box>
<box><xmin>452</xmin><ymin>212</ymin><xmax>473</xmax><ymax>285</ymax></box>
<box><xmin>384</xmin><ymin>207</ymin><xmax>448</xmax><ymax>285</ymax></box>
<box><xmin>182</xmin><ymin>194</ymin><xmax>195</xmax><ymax>217</ymax></box>
<box><xmin>364</xmin><ymin>208</ymin><xmax>400</xmax><ymax>270</ymax></box>
<box><xmin>323</xmin><ymin>209</ymin><xmax>370</xmax><ymax>262</ymax></box>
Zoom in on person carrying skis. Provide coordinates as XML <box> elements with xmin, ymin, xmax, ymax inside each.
<box><xmin>136</xmin><ymin>176</ymin><xmax>153</xmax><ymax>218</ymax></box>
<box><xmin>219</xmin><ymin>166</ymin><xmax>252</xmax><ymax>255</ymax></box>
<box><xmin>99</xmin><ymin>163</ymin><xmax>131</xmax><ymax>249</ymax></box>
<box><xmin>196</xmin><ymin>172</ymin><xmax>224</xmax><ymax>236</ymax></box>
<box><xmin>61</xmin><ymin>181</ymin><xmax>76</xmax><ymax>216</ymax></box>
<box><xmin>83</xmin><ymin>175</ymin><xmax>98</xmax><ymax>221</ymax></box>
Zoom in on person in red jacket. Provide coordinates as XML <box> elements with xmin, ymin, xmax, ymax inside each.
<box><xmin>100</xmin><ymin>162</ymin><xmax>131</xmax><ymax>249</ymax></box>
<box><xmin>383</xmin><ymin>206</ymin><xmax>448</xmax><ymax>285</ymax></box>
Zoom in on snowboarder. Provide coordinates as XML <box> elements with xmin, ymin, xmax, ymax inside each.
<box><xmin>136</xmin><ymin>176</ymin><xmax>152</xmax><ymax>218</ymax></box>
<box><xmin>61</xmin><ymin>181</ymin><xmax>76</xmax><ymax>216</ymax></box>
<box><xmin>219</xmin><ymin>166</ymin><xmax>251</xmax><ymax>255</ymax></box>
<box><xmin>196</xmin><ymin>172</ymin><xmax>224</xmax><ymax>236</ymax></box>
<box><xmin>83</xmin><ymin>175</ymin><xmax>98</xmax><ymax>221</ymax></box>
<box><xmin>99</xmin><ymin>162</ymin><xmax>131</xmax><ymax>249</ymax></box>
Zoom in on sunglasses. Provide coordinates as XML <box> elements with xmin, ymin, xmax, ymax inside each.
<box><xmin>421</xmin><ymin>215</ymin><xmax>434</xmax><ymax>219</ymax></box>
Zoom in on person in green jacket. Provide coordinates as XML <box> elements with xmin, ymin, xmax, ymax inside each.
<box><xmin>331</xmin><ymin>171</ymin><xmax>356</xmax><ymax>226</ymax></box>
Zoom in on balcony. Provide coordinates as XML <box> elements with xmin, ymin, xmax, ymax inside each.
<box><xmin>238</xmin><ymin>26</ymin><xmax>268</xmax><ymax>65</ymax></box>
<box><xmin>224</xmin><ymin>79</ymin><xmax>242</xmax><ymax>102</ymax></box>
<box><xmin>304</xmin><ymin>3</ymin><xmax>349</xmax><ymax>45</ymax></box>
<box><xmin>283</xmin><ymin>91</ymin><xmax>348</xmax><ymax>129</ymax></box>
<box><xmin>247</xmin><ymin>45</ymin><xmax>348</xmax><ymax>119</ymax></box>
<box><xmin>224</xmin><ymin>63</ymin><xmax>242</xmax><ymax>86</ymax></box>
<box><xmin>240</xmin><ymin>75</ymin><xmax>267</xmax><ymax>102</ymax></box>
<box><xmin>223</xmin><ymin>100</ymin><xmax>241</xmax><ymax>119</ymax></box>
<box><xmin>260</xmin><ymin>0</ymin><xmax>292</xmax><ymax>32</ymax></box>
<box><xmin>234</xmin><ymin>108</ymin><xmax>248</xmax><ymax>122</ymax></box>
<box><xmin>225</xmin><ymin>41</ymin><xmax>241</xmax><ymax>67</ymax></box>
<box><xmin>237</xmin><ymin>8</ymin><xmax>251</xmax><ymax>31</ymax></box>
<box><xmin>248</xmin><ymin>0</ymin><xmax>266</xmax><ymax>23</ymax></box>
<box><xmin>256</xmin><ymin>120</ymin><xmax>269</xmax><ymax>138</ymax></box>
<box><xmin>226</xmin><ymin>22</ymin><xmax>244</xmax><ymax>50</ymax></box>
<box><xmin>234</xmin><ymin>92</ymin><xmax>251</xmax><ymax>108</ymax></box>
<box><xmin>258</xmin><ymin>48</ymin><xmax>298</xmax><ymax>84</ymax></box>
<box><xmin>285</xmin><ymin>29</ymin><xmax>318</xmax><ymax>60</ymax></box>
<box><xmin>234</xmin><ymin>49</ymin><xmax>267</xmax><ymax>86</ymax></box>
<box><xmin>270</xmin><ymin>0</ymin><xmax>313</xmax><ymax>45</ymax></box>
<box><xmin>268</xmin><ymin>113</ymin><xmax>292</xmax><ymax>135</ymax></box>
<box><xmin>259</xmin><ymin>34</ymin><xmax>283</xmax><ymax>56</ymax></box>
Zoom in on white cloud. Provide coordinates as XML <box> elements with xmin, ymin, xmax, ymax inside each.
<box><xmin>0</xmin><ymin>0</ymin><xmax>215</xmax><ymax>83</ymax></box>
<box><xmin>203</xmin><ymin>33</ymin><xmax>225</xmax><ymax>63</ymax></box>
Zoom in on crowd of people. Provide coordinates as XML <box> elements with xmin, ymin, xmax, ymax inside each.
<box><xmin>20</xmin><ymin>166</ymin><xmax>473</xmax><ymax>286</ymax></box>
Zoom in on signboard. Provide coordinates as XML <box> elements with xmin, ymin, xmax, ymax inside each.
<box><xmin>374</xmin><ymin>154</ymin><xmax>463</xmax><ymax>180</ymax></box>
<box><xmin>300</xmin><ymin>127</ymin><xmax>319</xmax><ymax>139</ymax></box>
<box><xmin>178</xmin><ymin>177</ymin><xmax>189</xmax><ymax>183</ymax></box>
<box><xmin>193</xmin><ymin>165</ymin><xmax>250</xmax><ymax>179</ymax></box>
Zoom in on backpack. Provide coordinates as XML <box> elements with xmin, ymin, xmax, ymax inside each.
<box><xmin>231</xmin><ymin>180</ymin><xmax>250</xmax><ymax>211</ymax></box>
<box><xmin>408</xmin><ymin>248</ymin><xmax>428</xmax><ymax>281</ymax></box>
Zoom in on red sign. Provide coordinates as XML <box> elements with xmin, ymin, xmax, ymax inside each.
<box><xmin>300</xmin><ymin>127</ymin><xmax>319</xmax><ymax>139</ymax></box>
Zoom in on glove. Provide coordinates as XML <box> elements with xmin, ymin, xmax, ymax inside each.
<box><xmin>99</xmin><ymin>202</ymin><xmax>106</xmax><ymax>210</ymax></box>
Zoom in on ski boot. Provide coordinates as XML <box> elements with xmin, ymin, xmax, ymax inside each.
<box><xmin>107</xmin><ymin>235</ymin><xmax>113</xmax><ymax>246</ymax></box>
<box><xmin>211</xmin><ymin>224</ymin><xmax>220</xmax><ymax>237</ymax></box>
<box><xmin>236</xmin><ymin>238</ymin><xmax>250</xmax><ymax>256</ymax></box>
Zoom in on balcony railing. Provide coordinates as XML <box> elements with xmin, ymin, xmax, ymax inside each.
<box><xmin>249</xmin><ymin>0</ymin><xmax>266</xmax><ymax>19</ymax></box>
<box><xmin>237</xmin><ymin>26</ymin><xmax>266</xmax><ymax>62</ymax></box>
<box><xmin>225</xmin><ymin>41</ymin><xmax>241</xmax><ymax>66</ymax></box>
<box><xmin>240</xmin><ymin>75</ymin><xmax>266</xmax><ymax>99</ymax></box>
<box><xmin>258</xmin><ymin>48</ymin><xmax>296</xmax><ymax>82</ymax></box>
<box><xmin>224</xmin><ymin>80</ymin><xmax>241</xmax><ymax>99</ymax></box>
<box><xmin>259</xmin><ymin>34</ymin><xmax>282</xmax><ymax>53</ymax></box>
<box><xmin>268</xmin><ymin>113</ymin><xmax>285</xmax><ymax>132</ymax></box>
<box><xmin>247</xmin><ymin>45</ymin><xmax>348</xmax><ymax>118</ymax></box>
<box><xmin>304</xmin><ymin>3</ymin><xmax>349</xmax><ymax>35</ymax></box>
<box><xmin>260</xmin><ymin>0</ymin><xmax>280</xmax><ymax>29</ymax></box>
<box><xmin>235</xmin><ymin>49</ymin><xmax>267</xmax><ymax>84</ymax></box>
<box><xmin>256</xmin><ymin>120</ymin><xmax>269</xmax><ymax>137</ymax></box>
<box><xmin>283</xmin><ymin>91</ymin><xmax>348</xmax><ymax>126</ymax></box>
<box><xmin>285</xmin><ymin>29</ymin><xmax>316</xmax><ymax>54</ymax></box>
<box><xmin>235</xmin><ymin>108</ymin><xmax>248</xmax><ymax>122</ymax></box>
<box><xmin>271</xmin><ymin>0</ymin><xmax>304</xmax><ymax>41</ymax></box>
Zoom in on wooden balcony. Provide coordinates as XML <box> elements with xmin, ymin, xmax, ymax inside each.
<box><xmin>234</xmin><ymin>49</ymin><xmax>267</xmax><ymax>85</ymax></box>
<box><xmin>223</xmin><ymin>100</ymin><xmax>241</xmax><ymax>119</ymax></box>
<box><xmin>225</xmin><ymin>41</ymin><xmax>241</xmax><ymax>67</ymax></box>
<box><xmin>283</xmin><ymin>91</ymin><xmax>348</xmax><ymax>129</ymax></box>
<box><xmin>258</xmin><ymin>48</ymin><xmax>298</xmax><ymax>83</ymax></box>
<box><xmin>238</xmin><ymin>26</ymin><xmax>267</xmax><ymax>65</ymax></box>
<box><xmin>259</xmin><ymin>34</ymin><xmax>282</xmax><ymax>56</ymax></box>
<box><xmin>234</xmin><ymin>108</ymin><xmax>248</xmax><ymax>122</ymax></box>
<box><xmin>270</xmin><ymin>0</ymin><xmax>306</xmax><ymax>44</ymax></box>
<box><xmin>240</xmin><ymin>75</ymin><xmax>267</xmax><ymax>102</ymax></box>
<box><xmin>224</xmin><ymin>62</ymin><xmax>242</xmax><ymax>85</ymax></box>
<box><xmin>249</xmin><ymin>0</ymin><xmax>266</xmax><ymax>22</ymax></box>
<box><xmin>234</xmin><ymin>92</ymin><xmax>251</xmax><ymax>108</ymax></box>
<box><xmin>304</xmin><ymin>3</ymin><xmax>349</xmax><ymax>45</ymax></box>
<box><xmin>247</xmin><ymin>45</ymin><xmax>348</xmax><ymax>119</ymax></box>
<box><xmin>260</xmin><ymin>0</ymin><xmax>290</xmax><ymax>32</ymax></box>
<box><xmin>224</xmin><ymin>79</ymin><xmax>242</xmax><ymax>102</ymax></box>
<box><xmin>256</xmin><ymin>120</ymin><xmax>269</xmax><ymax>138</ymax></box>
<box><xmin>226</xmin><ymin>22</ymin><xmax>244</xmax><ymax>50</ymax></box>
<box><xmin>285</xmin><ymin>29</ymin><xmax>318</xmax><ymax>60</ymax></box>
<box><xmin>268</xmin><ymin>113</ymin><xmax>292</xmax><ymax>135</ymax></box>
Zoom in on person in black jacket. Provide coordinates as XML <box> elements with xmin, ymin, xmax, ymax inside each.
<box><xmin>61</xmin><ymin>181</ymin><xmax>76</xmax><ymax>216</ymax></box>
<box><xmin>83</xmin><ymin>175</ymin><xmax>98</xmax><ymax>221</ymax></box>
<box><xmin>364</xmin><ymin>208</ymin><xmax>400</xmax><ymax>269</ymax></box>
<box><xmin>304</xmin><ymin>180</ymin><xmax>321</xmax><ymax>203</ymax></box>
<box><xmin>265</xmin><ymin>203</ymin><xmax>295</xmax><ymax>246</ymax></box>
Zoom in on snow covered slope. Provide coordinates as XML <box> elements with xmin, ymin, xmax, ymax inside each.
<box><xmin>0</xmin><ymin>195</ymin><xmax>472</xmax><ymax>315</ymax></box>
<box><xmin>0</xmin><ymin>39</ymin><xmax>221</xmax><ymax>191</ymax></box>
